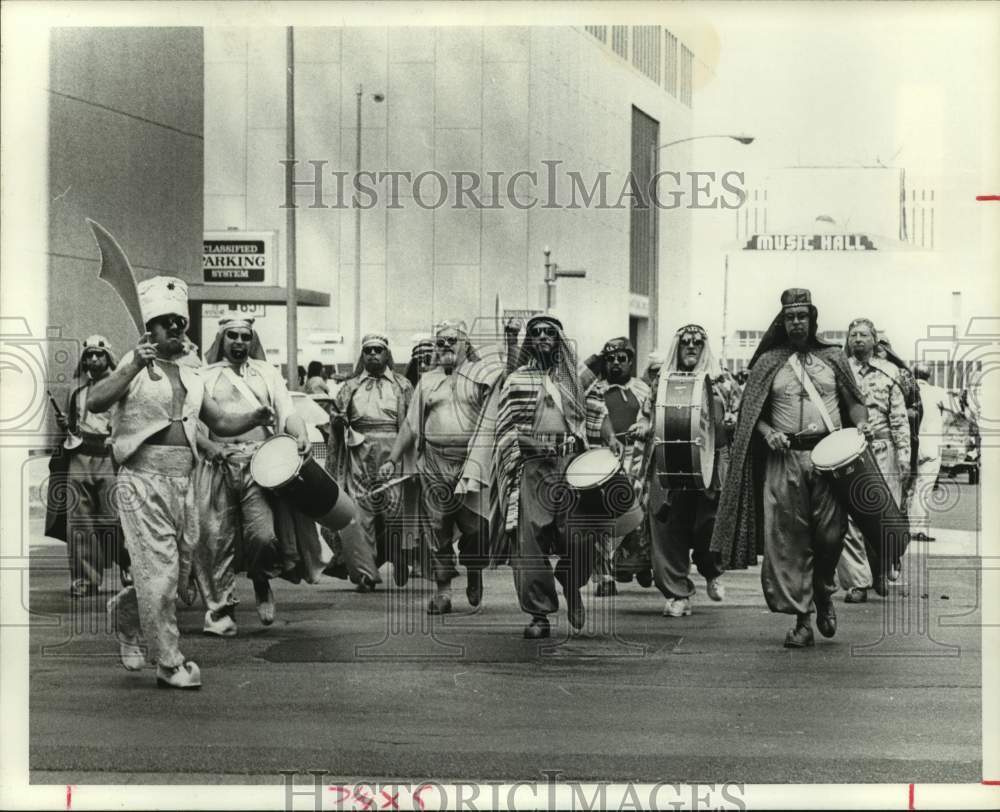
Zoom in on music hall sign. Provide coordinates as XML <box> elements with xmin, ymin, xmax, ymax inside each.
<box><xmin>744</xmin><ymin>233</ymin><xmax>876</xmax><ymax>251</ymax></box>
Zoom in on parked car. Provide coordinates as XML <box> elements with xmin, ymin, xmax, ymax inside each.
<box><xmin>937</xmin><ymin>400</ymin><xmax>980</xmax><ymax>485</ymax></box>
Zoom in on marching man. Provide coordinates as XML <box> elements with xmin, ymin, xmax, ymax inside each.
<box><xmin>195</xmin><ymin>318</ymin><xmax>316</xmax><ymax>636</ymax></box>
<box><xmin>89</xmin><ymin>278</ymin><xmax>273</xmax><ymax>689</ymax></box>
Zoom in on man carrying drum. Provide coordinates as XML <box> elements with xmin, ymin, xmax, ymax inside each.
<box><xmin>583</xmin><ymin>336</ymin><xmax>652</xmax><ymax>597</ymax></box>
<box><xmin>710</xmin><ymin>289</ymin><xmax>869</xmax><ymax>648</ymax></box>
<box><xmin>634</xmin><ymin>324</ymin><xmax>732</xmax><ymax>618</ymax></box>
<box><xmin>326</xmin><ymin>333</ymin><xmax>414</xmax><ymax>591</ymax></box>
<box><xmin>836</xmin><ymin>318</ymin><xmax>911</xmax><ymax>602</ymax></box>
<box><xmin>380</xmin><ymin>319</ymin><xmax>503</xmax><ymax>614</ymax></box>
<box><xmin>194</xmin><ymin>318</ymin><xmax>314</xmax><ymax>636</ymax></box>
<box><xmin>495</xmin><ymin>312</ymin><xmax>622</xmax><ymax>639</ymax></box>
<box><xmin>89</xmin><ymin>277</ymin><xmax>274</xmax><ymax>689</ymax></box>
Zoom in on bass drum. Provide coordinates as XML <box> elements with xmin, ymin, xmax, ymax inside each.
<box><xmin>654</xmin><ymin>372</ymin><xmax>715</xmax><ymax>490</ymax></box>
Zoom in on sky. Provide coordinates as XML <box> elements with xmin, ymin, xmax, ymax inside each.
<box><xmin>675</xmin><ymin>1</ymin><xmax>1000</xmax><ymax>356</ymax></box>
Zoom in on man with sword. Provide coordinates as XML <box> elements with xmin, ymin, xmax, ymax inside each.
<box><xmin>89</xmin><ymin>275</ymin><xmax>274</xmax><ymax>690</ymax></box>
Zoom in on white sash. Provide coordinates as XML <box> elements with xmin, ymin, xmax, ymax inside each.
<box><xmin>221</xmin><ymin>366</ymin><xmax>274</xmax><ymax>435</ymax></box>
<box><xmin>787</xmin><ymin>353</ymin><xmax>837</xmax><ymax>434</ymax></box>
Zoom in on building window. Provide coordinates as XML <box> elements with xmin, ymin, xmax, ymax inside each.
<box><xmin>680</xmin><ymin>44</ymin><xmax>693</xmax><ymax>107</ymax></box>
<box><xmin>631</xmin><ymin>26</ymin><xmax>661</xmax><ymax>84</ymax></box>
<box><xmin>612</xmin><ymin>26</ymin><xmax>628</xmax><ymax>59</ymax></box>
<box><xmin>585</xmin><ymin>25</ymin><xmax>608</xmax><ymax>44</ymax></box>
<box><xmin>630</xmin><ymin>106</ymin><xmax>658</xmax><ymax>298</ymax></box>
<box><xmin>664</xmin><ymin>30</ymin><xmax>678</xmax><ymax>97</ymax></box>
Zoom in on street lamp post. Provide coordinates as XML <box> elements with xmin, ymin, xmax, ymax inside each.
<box><xmin>354</xmin><ymin>85</ymin><xmax>385</xmax><ymax>358</ymax></box>
<box><xmin>649</xmin><ymin>133</ymin><xmax>754</xmax><ymax>361</ymax></box>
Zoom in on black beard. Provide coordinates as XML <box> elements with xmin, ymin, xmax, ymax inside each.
<box><xmin>606</xmin><ymin>369</ymin><xmax>629</xmax><ymax>385</ymax></box>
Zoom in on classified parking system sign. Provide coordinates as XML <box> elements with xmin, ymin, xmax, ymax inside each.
<box><xmin>203</xmin><ymin>232</ymin><xmax>275</xmax><ymax>284</ymax></box>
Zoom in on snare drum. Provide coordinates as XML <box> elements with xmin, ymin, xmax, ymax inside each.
<box><xmin>811</xmin><ymin>428</ymin><xmax>909</xmax><ymax>576</ymax></box>
<box><xmin>654</xmin><ymin>372</ymin><xmax>716</xmax><ymax>490</ymax></box>
<box><xmin>563</xmin><ymin>447</ymin><xmax>636</xmax><ymax>521</ymax></box>
<box><xmin>250</xmin><ymin>435</ymin><xmax>356</xmax><ymax>531</ymax></box>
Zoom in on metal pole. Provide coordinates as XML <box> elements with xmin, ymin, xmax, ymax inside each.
<box><xmin>285</xmin><ymin>27</ymin><xmax>299</xmax><ymax>390</ymax></box>
<box><xmin>354</xmin><ymin>85</ymin><xmax>363</xmax><ymax>358</ymax></box>
<box><xmin>721</xmin><ymin>253</ymin><xmax>729</xmax><ymax>365</ymax></box>
<box><xmin>543</xmin><ymin>247</ymin><xmax>552</xmax><ymax>312</ymax></box>
<box><xmin>649</xmin><ymin>143</ymin><xmax>659</xmax><ymax>353</ymax></box>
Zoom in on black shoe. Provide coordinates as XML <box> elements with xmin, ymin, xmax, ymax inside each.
<box><xmin>635</xmin><ymin>569</ymin><xmax>653</xmax><ymax>588</ymax></box>
<box><xmin>355</xmin><ymin>575</ymin><xmax>377</xmax><ymax>593</ymax></box>
<box><xmin>427</xmin><ymin>595</ymin><xmax>452</xmax><ymax>615</ymax></box>
<box><xmin>594</xmin><ymin>581</ymin><xmax>617</xmax><ymax>598</ymax></box>
<box><xmin>465</xmin><ymin>570</ymin><xmax>483</xmax><ymax>608</ymax></box>
<box><xmin>784</xmin><ymin>623</ymin><xmax>815</xmax><ymax>648</ymax></box>
<box><xmin>565</xmin><ymin>589</ymin><xmax>586</xmax><ymax>631</ymax></box>
<box><xmin>913</xmin><ymin>532</ymin><xmax>936</xmax><ymax>542</ymax></box>
<box><xmin>815</xmin><ymin>602</ymin><xmax>837</xmax><ymax>639</ymax></box>
<box><xmin>523</xmin><ymin>616</ymin><xmax>550</xmax><ymax>639</ymax></box>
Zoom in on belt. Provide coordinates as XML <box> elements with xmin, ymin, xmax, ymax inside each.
<box><xmin>78</xmin><ymin>433</ymin><xmax>111</xmax><ymax>457</ymax></box>
<box><xmin>787</xmin><ymin>434</ymin><xmax>826</xmax><ymax>451</ymax></box>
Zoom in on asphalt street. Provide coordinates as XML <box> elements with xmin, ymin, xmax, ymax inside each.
<box><xmin>25</xmin><ymin>505</ymin><xmax>983</xmax><ymax>787</ymax></box>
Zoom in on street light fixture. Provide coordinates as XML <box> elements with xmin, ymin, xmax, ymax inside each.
<box><xmin>649</xmin><ymin>133</ymin><xmax>755</xmax><ymax>364</ymax></box>
<box><xmin>354</xmin><ymin>85</ymin><xmax>385</xmax><ymax>358</ymax></box>
<box><xmin>653</xmin><ymin>134</ymin><xmax>755</xmax><ymax>154</ymax></box>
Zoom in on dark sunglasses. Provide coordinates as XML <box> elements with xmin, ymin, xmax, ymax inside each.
<box><xmin>82</xmin><ymin>350</ymin><xmax>107</xmax><ymax>360</ymax></box>
<box><xmin>225</xmin><ymin>330</ymin><xmax>253</xmax><ymax>342</ymax></box>
<box><xmin>418</xmin><ymin>353</ymin><xmax>434</xmax><ymax>365</ymax></box>
<box><xmin>604</xmin><ymin>351</ymin><xmax>631</xmax><ymax>364</ymax></box>
<box><xmin>152</xmin><ymin>314</ymin><xmax>188</xmax><ymax>331</ymax></box>
<box><xmin>363</xmin><ymin>346</ymin><xmax>385</xmax><ymax>356</ymax></box>
<box><xmin>435</xmin><ymin>336</ymin><xmax>458</xmax><ymax>349</ymax></box>
<box><xmin>680</xmin><ymin>337</ymin><xmax>705</xmax><ymax>348</ymax></box>
<box><xmin>529</xmin><ymin>326</ymin><xmax>558</xmax><ymax>338</ymax></box>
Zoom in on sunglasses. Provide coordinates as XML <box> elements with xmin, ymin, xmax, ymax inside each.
<box><xmin>680</xmin><ymin>337</ymin><xmax>705</xmax><ymax>348</ymax></box>
<box><xmin>604</xmin><ymin>351</ymin><xmax>631</xmax><ymax>364</ymax></box>
<box><xmin>152</xmin><ymin>314</ymin><xmax>188</xmax><ymax>331</ymax></box>
<box><xmin>529</xmin><ymin>326</ymin><xmax>558</xmax><ymax>338</ymax></box>
<box><xmin>225</xmin><ymin>330</ymin><xmax>253</xmax><ymax>342</ymax></box>
<box><xmin>418</xmin><ymin>353</ymin><xmax>434</xmax><ymax>365</ymax></box>
<box><xmin>435</xmin><ymin>336</ymin><xmax>458</xmax><ymax>349</ymax></box>
<box><xmin>82</xmin><ymin>350</ymin><xmax>107</xmax><ymax>360</ymax></box>
<box><xmin>363</xmin><ymin>346</ymin><xmax>385</xmax><ymax>356</ymax></box>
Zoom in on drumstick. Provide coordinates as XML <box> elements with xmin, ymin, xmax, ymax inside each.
<box><xmin>46</xmin><ymin>390</ymin><xmax>66</xmax><ymax>421</ymax></box>
<box><xmin>366</xmin><ymin>474</ymin><xmax>412</xmax><ymax>497</ymax></box>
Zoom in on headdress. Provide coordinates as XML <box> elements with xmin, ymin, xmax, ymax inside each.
<box><xmin>203</xmin><ymin>318</ymin><xmax>267</xmax><ymax>364</ymax></box>
<box><xmin>74</xmin><ymin>334</ymin><xmax>117</xmax><ymax>377</ymax></box>
<box><xmin>137</xmin><ymin>276</ymin><xmax>189</xmax><ymax>325</ymax></box>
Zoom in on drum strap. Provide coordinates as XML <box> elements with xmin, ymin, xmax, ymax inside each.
<box><xmin>787</xmin><ymin>354</ymin><xmax>837</xmax><ymax>434</ymax></box>
<box><xmin>222</xmin><ymin>366</ymin><xmax>275</xmax><ymax>436</ymax></box>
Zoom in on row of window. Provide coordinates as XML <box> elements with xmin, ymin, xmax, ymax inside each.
<box><xmin>585</xmin><ymin>25</ymin><xmax>693</xmax><ymax>107</ymax></box>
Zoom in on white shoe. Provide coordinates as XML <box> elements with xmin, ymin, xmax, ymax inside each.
<box><xmin>203</xmin><ymin>610</ymin><xmax>237</xmax><ymax>637</ymax></box>
<box><xmin>706</xmin><ymin>578</ymin><xmax>726</xmax><ymax>602</ymax></box>
<box><xmin>663</xmin><ymin>597</ymin><xmax>692</xmax><ymax>617</ymax></box>
<box><xmin>156</xmin><ymin>660</ymin><xmax>202</xmax><ymax>689</ymax></box>
<box><xmin>118</xmin><ymin>634</ymin><xmax>145</xmax><ymax>671</ymax></box>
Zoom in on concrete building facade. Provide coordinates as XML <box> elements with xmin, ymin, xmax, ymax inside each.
<box><xmin>203</xmin><ymin>25</ymin><xmax>702</xmax><ymax>371</ymax></box>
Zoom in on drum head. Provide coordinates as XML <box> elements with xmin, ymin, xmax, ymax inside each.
<box><xmin>811</xmin><ymin>428</ymin><xmax>865</xmax><ymax>471</ymax></box>
<box><xmin>695</xmin><ymin>375</ymin><xmax>716</xmax><ymax>488</ymax></box>
<box><xmin>249</xmin><ymin>435</ymin><xmax>301</xmax><ymax>488</ymax></box>
<box><xmin>564</xmin><ymin>448</ymin><xmax>620</xmax><ymax>488</ymax></box>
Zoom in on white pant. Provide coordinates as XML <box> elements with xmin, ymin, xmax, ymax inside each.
<box><xmin>108</xmin><ymin>446</ymin><xmax>197</xmax><ymax>669</ymax></box>
<box><xmin>908</xmin><ymin>455</ymin><xmax>942</xmax><ymax>529</ymax></box>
